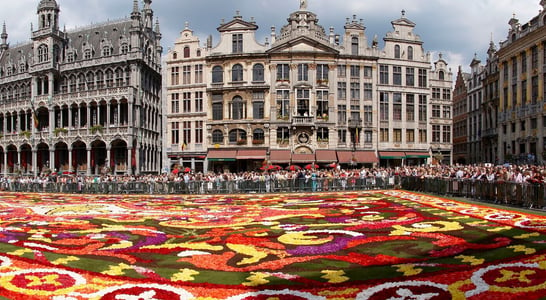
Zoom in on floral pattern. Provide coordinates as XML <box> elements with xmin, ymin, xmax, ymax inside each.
<box><xmin>0</xmin><ymin>190</ymin><xmax>545</xmax><ymax>299</ymax></box>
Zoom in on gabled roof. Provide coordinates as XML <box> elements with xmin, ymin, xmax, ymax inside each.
<box><xmin>267</xmin><ymin>35</ymin><xmax>339</xmax><ymax>55</ymax></box>
<box><xmin>217</xmin><ymin>17</ymin><xmax>258</xmax><ymax>33</ymax></box>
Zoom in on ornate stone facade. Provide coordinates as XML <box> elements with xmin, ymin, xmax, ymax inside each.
<box><xmin>0</xmin><ymin>0</ymin><xmax>162</xmax><ymax>176</ymax></box>
<box><xmin>166</xmin><ymin>1</ymin><xmax>453</xmax><ymax>172</ymax></box>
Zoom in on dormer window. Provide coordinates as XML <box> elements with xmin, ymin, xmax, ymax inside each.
<box><xmin>183</xmin><ymin>46</ymin><xmax>190</xmax><ymax>58</ymax></box>
<box><xmin>394</xmin><ymin>45</ymin><xmax>401</xmax><ymax>59</ymax></box>
<box><xmin>102</xmin><ymin>46</ymin><xmax>112</xmax><ymax>57</ymax></box>
<box><xmin>232</xmin><ymin>33</ymin><xmax>243</xmax><ymax>53</ymax></box>
<box><xmin>121</xmin><ymin>43</ymin><xmax>129</xmax><ymax>55</ymax></box>
<box><xmin>351</xmin><ymin>37</ymin><xmax>359</xmax><ymax>55</ymax></box>
<box><xmin>407</xmin><ymin>46</ymin><xmax>414</xmax><ymax>60</ymax></box>
<box><xmin>84</xmin><ymin>49</ymin><xmax>93</xmax><ymax>60</ymax></box>
<box><xmin>67</xmin><ymin>51</ymin><xmax>75</xmax><ymax>63</ymax></box>
<box><xmin>172</xmin><ymin>52</ymin><xmax>177</xmax><ymax>59</ymax></box>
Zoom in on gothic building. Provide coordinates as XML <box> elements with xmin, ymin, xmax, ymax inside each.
<box><xmin>166</xmin><ymin>1</ymin><xmax>453</xmax><ymax>173</ymax></box>
<box><xmin>0</xmin><ymin>0</ymin><xmax>162</xmax><ymax>176</ymax></box>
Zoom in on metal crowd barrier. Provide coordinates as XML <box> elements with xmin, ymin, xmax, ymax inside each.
<box><xmin>400</xmin><ymin>176</ymin><xmax>546</xmax><ymax>210</ymax></box>
<box><xmin>0</xmin><ymin>176</ymin><xmax>399</xmax><ymax>195</ymax></box>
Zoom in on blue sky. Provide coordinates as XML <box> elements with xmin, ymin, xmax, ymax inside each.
<box><xmin>1</xmin><ymin>0</ymin><xmax>541</xmax><ymax>72</ymax></box>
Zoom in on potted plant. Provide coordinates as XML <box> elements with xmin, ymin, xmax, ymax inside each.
<box><xmin>19</xmin><ymin>131</ymin><xmax>31</xmax><ymax>139</ymax></box>
<box><xmin>90</xmin><ymin>125</ymin><xmax>104</xmax><ymax>134</ymax></box>
<box><xmin>53</xmin><ymin>127</ymin><xmax>68</xmax><ymax>137</ymax></box>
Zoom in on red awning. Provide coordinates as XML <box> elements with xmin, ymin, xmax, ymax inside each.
<box><xmin>354</xmin><ymin>151</ymin><xmax>378</xmax><ymax>163</ymax></box>
<box><xmin>207</xmin><ymin>149</ymin><xmax>237</xmax><ymax>161</ymax></box>
<box><xmin>270</xmin><ymin>150</ymin><xmax>291</xmax><ymax>163</ymax></box>
<box><xmin>315</xmin><ymin>150</ymin><xmax>337</xmax><ymax>162</ymax></box>
<box><xmin>336</xmin><ymin>151</ymin><xmax>354</xmax><ymax>163</ymax></box>
<box><xmin>379</xmin><ymin>151</ymin><xmax>406</xmax><ymax>159</ymax></box>
<box><xmin>237</xmin><ymin>149</ymin><xmax>266</xmax><ymax>159</ymax></box>
<box><xmin>291</xmin><ymin>153</ymin><xmax>315</xmax><ymax>163</ymax></box>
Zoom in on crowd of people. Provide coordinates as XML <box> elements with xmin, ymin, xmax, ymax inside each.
<box><xmin>1</xmin><ymin>162</ymin><xmax>546</xmax><ymax>190</ymax></box>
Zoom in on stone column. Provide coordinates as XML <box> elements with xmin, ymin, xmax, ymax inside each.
<box><xmin>87</xmin><ymin>147</ymin><xmax>92</xmax><ymax>176</ymax></box>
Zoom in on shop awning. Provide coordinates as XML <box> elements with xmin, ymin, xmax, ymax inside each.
<box><xmin>336</xmin><ymin>151</ymin><xmax>354</xmax><ymax>163</ymax></box>
<box><xmin>379</xmin><ymin>151</ymin><xmax>406</xmax><ymax>159</ymax></box>
<box><xmin>405</xmin><ymin>151</ymin><xmax>430</xmax><ymax>159</ymax></box>
<box><xmin>354</xmin><ymin>151</ymin><xmax>379</xmax><ymax>163</ymax></box>
<box><xmin>270</xmin><ymin>150</ymin><xmax>291</xmax><ymax>163</ymax></box>
<box><xmin>237</xmin><ymin>149</ymin><xmax>266</xmax><ymax>160</ymax></box>
<box><xmin>207</xmin><ymin>149</ymin><xmax>237</xmax><ymax>162</ymax></box>
<box><xmin>315</xmin><ymin>150</ymin><xmax>337</xmax><ymax>163</ymax></box>
<box><xmin>291</xmin><ymin>153</ymin><xmax>315</xmax><ymax>163</ymax></box>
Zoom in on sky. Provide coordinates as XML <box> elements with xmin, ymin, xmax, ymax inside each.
<box><xmin>0</xmin><ymin>0</ymin><xmax>542</xmax><ymax>73</ymax></box>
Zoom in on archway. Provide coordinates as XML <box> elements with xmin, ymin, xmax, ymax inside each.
<box><xmin>90</xmin><ymin>140</ymin><xmax>107</xmax><ymax>175</ymax></box>
<box><xmin>6</xmin><ymin>145</ymin><xmax>17</xmax><ymax>174</ymax></box>
<box><xmin>20</xmin><ymin>144</ymin><xmax>32</xmax><ymax>174</ymax></box>
<box><xmin>36</xmin><ymin>143</ymin><xmax>50</xmax><ymax>174</ymax></box>
<box><xmin>54</xmin><ymin>142</ymin><xmax>69</xmax><ymax>173</ymax></box>
<box><xmin>110</xmin><ymin>139</ymin><xmax>128</xmax><ymax>174</ymax></box>
<box><xmin>71</xmin><ymin>141</ymin><xmax>87</xmax><ymax>174</ymax></box>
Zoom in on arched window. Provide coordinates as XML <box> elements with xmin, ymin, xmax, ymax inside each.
<box><xmin>232</xmin><ymin>96</ymin><xmax>244</xmax><ymax>120</ymax></box>
<box><xmin>172</xmin><ymin>52</ymin><xmax>177</xmax><ymax>59</ymax></box>
<box><xmin>229</xmin><ymin>129</ymin><xmax>247</xmax><ymax>144</ymax></box>
<box><xmin>439</xmin><ymin>71</ymin><xmax>445</xmax><ymax>80</ymax></box>
<box><xmin>407</xmin><ymin>46</ymin><xmax>414</xmax><ymax>60</ymax></box>
<box><xmin>183</xmin><ymin>46</ymin><xmax>190</xmax><ymax>58</ymax></box>
<box><xmin>253</xmin><ymin>128</ymin><xmax>265</xmax><ymax>143</ymax></box>
<box><xmin>196</xmin><ymin>50</ymin><xmax>201</xmax><ymax>57</ymax></box>
<box><xmin>252</xmin><ymin>64</ymin><xmax>264</xmax><ymax>82</ymax></box>
<box><xmin>351</xmin><ymin>37</ymin><xmax>359</xmax><ymax>55</ymax></box>
<box><xmin>232</xmin><ymin>64</ymin><xmax>243</xmax><ymax>82</ymax></box>
<box><xmin>212</xmin><ymin>129</ymin><xmax>224</xmax><ymax>144</ymax></box>
<box><xmin>212</xmin><ymin>66</ymin><xmax>223</xmax><ymax>83</ymax></box>
<box><xmin>38</xmin><ymin>45</ymin><xmax>49</xmax><ymax>63</ymax></box>
<box><xmin>394</xmin><ymin>45</ymin><xmax>401</xmax><ymax>59</ymax></box>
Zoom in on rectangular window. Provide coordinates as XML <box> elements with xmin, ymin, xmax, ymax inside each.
<box><xmin>316</xmin><ymin>90</ymin><xmax>329</xmax><ymax>117</ymax></box>
<box><xmin>432</xmin><ymin>104</ymin><xmax>441</xmax><ymax>118</ymax></box>
<box><xmin>195</xmin><ymin>91</ymin><xmax>203</xmax><ymax>112</ymax></box>
<box><xmin>379</xmin><ymin>65</ymin><xmax>389</xmax><ymax>84</ymax></box>
<box><xmin>442</xmin><ymin>105</ymin><xmax>451</xmax><ymax>119</ymax></box>
<box><xmin>195</xmin><ymin>64</ymin><xmax>203</xmax><ymax>83</ymax></box>
<box><xmin>195</xmin><ymin>121</ymin><xmax>203</xmax><ymax>144</ymax></box>
<box><xmin>183</xmin><ymin>92</ymin><xmax>191</xmax><ymax>113</ymax></box>
<box><xmin>253</xmin><ymin>92</ymin><xmax>265</xmax><ymax>119</ymax></box>
<box><xmin>380</xmin><ymin>92</ymin><xmax>389</xmax><ymax>121</ymax></box>
<box><xmin>171</xmin><ymin>122</ymin><xmax>179</xmax><ymax>145</ymax></box>
<box><xmin>522</xmin><ymin>80</ymin><xmax>527</xmax><ymax>103</ymax></box>
<box><xmin>521</xmin><ymin>51</ymin><xmax>527</xmax><ymax>73</ymax></box>
<box><xmin>364</xmin><ymin>130</ymin><xmax>372</xmax><ymax>143</ymax></box>
<box><xmin>393</xmin><ymin>128</ymin><xmax>402</xmax><ymax>143</ymax></box>
<box><xmin>432</xmin><ymin>125</ymin><xmax>441</xmax><ymax>142</ymax></box>
<box><xmin>298</xmin><ymin>64</ymin><xmax>309</xmax><ymax>81</ymax></box>
<box><xmin>171</xmin><ymin>67</ymin><xmax>179</xmax><ymax>85</ymax></box>
<box><xmin>364</xmin><ymin>105</ymin><xmax>372</xmax><ymax>124</ymax></box>
<box><xmin>171</xmin><ymin>93</ymin><xmax>179</xmax><ymax>114</ymax></box>
<box><xmin>418</xmin><ymin>68</ymin><xmax>427</xmax><ymax>87</ymax></box>
<box><xmin>363</xmin><ymin>83</ymin><xmax>373</xmax><ymax>100</ymax></box>
<box><xmin>432</xmin><ymin>88</ymin><xmax>441</xmax><ymax>99</ymax></box>
<box><xmin>350</xmin><ymin>82</ymin><xmax>360</xmax><ymax>100</ymax></box>
<box><xmin>336</xmin><ymin>129</ymin><xmax>346</xmax><ymax>144</ymax></box>
<box><xmin>442</xmin><ymin>125</ymin><xmax>451</xmax><ymax>143</ymax></box>
<box><xmin>317</xmin><ymin>64</ymin><xmax>329</xmax><ymax>81</ymax></box>
<box><xmin>337</xmin><ymin>82</ymin><xmax>346</xmax><ymax>99</ymax></box>
<box><xmin>512</xmin><ymin>57</ymin><xmax>518</xmax><ymax>78</ymax></box>
<box><xmin>363</xmin><ymin>66</ymin><xmax>373</xmax><ymax>78</ymax></box>
<box><xmin>296</xmin><ymin>89</ymin><xmax>310</xmax><ymax>116</ymax></box>
<box><xmin>406</xmin><ymin>94</ymin><xmax>415</xmax><ymax>121</ymax></box>
<box><xmin>350</xmin><ymin>65</ymin><xmax>360</xmax><ymax>78</ymax></box>
<box><xmin>232</xmin><ymin>33</ymin><xmax>243</xmax><ymax>53</ymax></box>
<box><xmin>393</xmin><ymin>93</ymin><xmax>402</xmax><ymax>121</ymax></box>
<box><xmin>380</xmin><ymin>128</ymin><xmax>389</xmax><ymax>142</ymax></box>
<box><xmin>276</xmin><ymin>90</ymin><xmax>290</xmax><ymax>118</ymax></box>
<box><xmin>406</xmin><ymin>67</ymin><xmax>414</xmax><ymax>86</ymax></box>
<box><xmin>419</xmin><ymin>129</ymin><xmax>427</xmax><ymax>143</ymax></box>
<box><xmin>532</xmin><ymin>76</ymin><xmax>539</xmax><ymax>103</ymax></box>
<box><xmin>531</xmin><ymin>46</ymin><xmax>538</xmax><ymax>69</ymax></box>
<box><xmin>337</xmin><ymin>104</ymin><xmax>346</xmax><ymax>124</ymax></box>
<box><xmin>182</xmin><ymin>65</ymin><xmax>191</xmax><ymax>84</ymax></box>
<box><xmin>277</xmin><ymin>64</ymin><xmax>290</xmax><ymax>81</ymax></box>
<box><xmin>183</xmin><ymin>121</ymin><xmax>191</xmax><ymax>145</ymax></box>
<box><xmin>337</xmin><ymin>65</ymin><xmax>346</xmax><ymax>77</ymax></box>
<box><xmin>406</xmin><ymin>129</ymin><xmax>415</xmax><ymax>143</ymax></box>
<box><xmin>418</xmin><ymin>95</ymin><xmax>427</xmax><ymax>122</ymax></box>
<box><xmin>442</xmin><ymin>88</ymin><xmax>451</xmax><ymax>100</ymax></box>
<box><xmin>393</xmin><ymin>66</ymin><xmax>402</xmax><ymax>85</ymax></box>
<box><xmin>212</xmin><ymin>94</ymin><xmax>223</xmax><ymax>120</ymax></box>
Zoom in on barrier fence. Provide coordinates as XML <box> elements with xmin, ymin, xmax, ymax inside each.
<box><xmin>400</xmin><ymin>176</ymin><xmax>546</xmax><ymax>210</ymax></box>
<box><xmin>2</xmin><ymin>176</ymin><xmax>544</xmax><ymax>210</ymax></box>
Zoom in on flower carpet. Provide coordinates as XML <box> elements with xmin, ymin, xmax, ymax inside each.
<box><xmin>0</xmin><ymin>190</ymin><xmax>545</xmax><ymax>299</ymax></box>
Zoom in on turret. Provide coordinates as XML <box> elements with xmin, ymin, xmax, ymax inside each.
<box><xmin>143</xmin><ymin>0</ymin><xmax>153</xmax><ymax>29</ymax></box>
<box><xmin>37</xmin><ymin>0</ymin><xmax>60</xmax><ymax>31</ymax></box>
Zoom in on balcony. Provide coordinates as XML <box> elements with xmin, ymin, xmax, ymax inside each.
<box><xmin>292</xmin><ymin>116</ymin><xmax>314</xmax><ymax>127</ymax></box>
<box><xmin>348</xmin><ymin>118</ymin><xmax>362</xmax><ymax>128</ymax></box>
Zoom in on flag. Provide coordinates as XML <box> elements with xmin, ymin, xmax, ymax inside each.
<box><xmin>355</xmin><ymin>128</ymin><xmax>359</xmax><ymax>144</ymax></box>
<box><xmin>33</xmin><ymin>112</ymin><xmax>39</xmax><ymax>129</ymax></box>
<box><xmin>181</xmin><ymin>142</ymin><xmax>187</xmax><ymax>150</ymax></box>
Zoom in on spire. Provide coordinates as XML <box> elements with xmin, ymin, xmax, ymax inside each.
<box><xmin>1</xmin><ymin>22</ymin><xmax>8</xmax><ymax>50</ymax></box>
<box><xmin>133</xmin><ymin>0</ymin><xmax>139</xmax><ymax>13</ymax></box>
<box><xmin>154</xmin><ymin>17</ymin><xmax>160</xmax><ymax>33</ymax></box>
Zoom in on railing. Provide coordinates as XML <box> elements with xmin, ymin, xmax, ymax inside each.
<box><xmin>400</xmin><ymin>176</ymin><xmax>545</xmax><ymax>210</ymax></box>
<box><xmin>292</xmin><ymin>116</ymin><xmax>314</xmax><ymax>126</ymax></box>
<box><xmin>0</xmin><ymin>176</ymin><xmax>398</xmax><ymax>195</ymax></box>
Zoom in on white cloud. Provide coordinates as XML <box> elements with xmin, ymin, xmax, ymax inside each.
<box><xmin>1</xmin><ymin>0</ymin><xmax>543</xmax><ymax>72</ymax></box>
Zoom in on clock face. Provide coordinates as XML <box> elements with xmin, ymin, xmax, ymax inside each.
<box><xmin>298</xmin><ymin>132</ymin><xmax>309</xmax><ymax>144</ymax></box>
